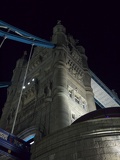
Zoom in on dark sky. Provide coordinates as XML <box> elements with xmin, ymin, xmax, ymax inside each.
<box><xmin>0</xmin><ymin>0</ymin><xmax>120</xmax><ymax>115</ymax></box>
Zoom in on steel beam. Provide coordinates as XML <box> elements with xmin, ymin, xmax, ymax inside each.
<box><xmin>0</xmin><ymin>20</ymin><xmax>52</xmax><ymax>43</ymax></box>
<box><xmin>0</xmin><ymin>30</ymin><xmax>54</xmax><ymax>48</ymax></box>
<box><xmin>0</xmin><ymin>82</ymin><xmax>11</xmax><ymax>88</ymax></box>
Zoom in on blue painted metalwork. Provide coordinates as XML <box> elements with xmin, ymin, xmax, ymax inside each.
<box><xmin>0</xmin><ymin>30</ymin><xmax>54</xmax><ymax>48</ymax></box>
<box><xmin>0</xmin><ymin>20</ymin><xmax>55</xmax><ymax>48</ymax></box>
<box><xmin>0</xmin><ymin>82</ymin><xmax>11</xmax><ymax>88</ymax></box>
<box><xmin>0</xmin><ymin>128</ymin><xmax>30</xmax><ymax>159</ymax></box>
<box><xmin>23</xmin><ymin>134</ymin><xmax>35</xmax><ymax>142</ymax></box>
<box><xmin>0</xmin><ymin>20</ymin><xmax>55</xmax><ymax>89</ymax></box>
<box><xmin>0</xmin><ymin>20</ymin><xmax>53</xmax><ymax>44</ymax></box>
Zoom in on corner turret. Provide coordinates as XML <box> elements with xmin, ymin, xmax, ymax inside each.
<box><xmin>52</xmin><ymin>20</ymin><xmax>68</xmax><ymax>46</ymax></box>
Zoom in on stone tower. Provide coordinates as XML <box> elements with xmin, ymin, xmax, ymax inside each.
<box><xmin>0</xmin><ymin>22</ymin><xmax>97</xmax><ymax>159</ymax></box>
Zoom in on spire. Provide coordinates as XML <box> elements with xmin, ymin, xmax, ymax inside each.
<box><xmin>23</xmin><ymin>50</ymin><xmax>27</xmax><ymax>56</ymax></box>
<box><xmin>57</xmin><ymin>20</ymin><xmax>61</xmax><ymax>24</ymax></box>
<box><xmin>52</xmin><ymin>20</ymin><xmax>67</xmax><ymax>46</ymax></box>
<box><xmin>76</xmin><ymin>46</ymin><xmax>85</xmax><ymax>54</ymax></box>
<box><xmin>16</xmin><ymin>51</ymin><xmax>27</xmax><ymax>67</ymax></box>
<box><xmin>53</xmin><ymin>20</ymin><xmax>66</xmax><ymax>34</ymax></box>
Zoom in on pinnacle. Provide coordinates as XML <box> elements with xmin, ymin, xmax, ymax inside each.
<box><xmin>57</xmin><ymin>20</ymin><xmax>61</xmax><ymax>25</ymax></box>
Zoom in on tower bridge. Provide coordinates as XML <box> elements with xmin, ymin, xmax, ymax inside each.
<box><xmin>90</xmin><ymin>70</ymin><xmax>120</xmax><ymax>108</ymax></box>
<box><xmin>0</xmin><ymin>20</ymin><xmax>120</xmax><ymax>109</ymax></box>
<box><xmin>0</xmin><ymin>20</ymin><xmax>120</xmax><ymax>160</ymax></box>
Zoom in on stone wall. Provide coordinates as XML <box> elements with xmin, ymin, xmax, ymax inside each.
<box><xmin>31</xmin><ymin>117</ymin><xmax>120</xmax><ymax>160</ymax></box>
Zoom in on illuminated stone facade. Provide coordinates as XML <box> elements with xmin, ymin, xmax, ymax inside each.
<box><xmin>32</xmin><ymin>118</ymin><xmax>120</xmax><ymax>160</ymax></box>
<box><xmin>0</xmin><ymin>22</ymin><xmax>96</xmax><ymax>136</ymax></box>
<box><xmin>2</xmin><ymin>22</ymin><xmax>120</xmax><ymax>160</ymax></box>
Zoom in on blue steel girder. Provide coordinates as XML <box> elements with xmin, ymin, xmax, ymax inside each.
<box><xmin>0</xmin><ymin>20</ymin><xmax>55</xmax><ymax>48</ymax></box>
<box><xmin>0</xmin><ymin>30</ymin><xmax>54</xmax><ymax>48</ymax></box>
<box><xmin>0</xmin><ymin>82</ymin><xmax>11</xmax><ymax>88</ymax></box>
<box><xmin>0</xmin><ymin>20</ymin><xmax>52</xmax><ymax>43</ymax></box>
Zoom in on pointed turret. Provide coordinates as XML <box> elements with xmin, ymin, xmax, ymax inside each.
<box><xmin>52</xmin><ymin>20</ymin><xmax>68</xmax><ymax>46</ymax></box>
<box><xmin>12</xmin><ymin>51</ymin><xmax>27</xmax><ymax>82</ymax></box>
<box><xmin>16</xmin><ymin>51</ymin><xmax>27</xmax><ymax>68</ymax></box>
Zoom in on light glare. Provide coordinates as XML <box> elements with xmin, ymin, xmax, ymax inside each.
<box><xmin>30</xmin><ymin>141</ymin><xmax>34</xmax><ymax>145</ymax></box>
<box><xmin>23</xmin><ymin>86</ymin><xmax>26</xmax><ymax>89</ymax></box>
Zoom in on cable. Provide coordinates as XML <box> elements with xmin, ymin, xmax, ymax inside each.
<box><xmin>0</xmin><ymin>36</ymin><xmax>7</xmax><ymax>48</ymax></box>
<box><xmin>0</xmin><ymin>29</ymin><xmax>10</xmax><ymax>48</ymax></box>
<box><xmin>11</xmin><ymin>44</ymin><xmax>34</xmax><ymax>134</ymax></box>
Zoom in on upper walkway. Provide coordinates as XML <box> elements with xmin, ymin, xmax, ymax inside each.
<box><xmin>90</xmin><ymin>70</ymin><xmax>120</xmax><ymax>108</ymax></box>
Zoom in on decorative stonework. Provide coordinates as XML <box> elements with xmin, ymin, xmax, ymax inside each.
<box><xmin>0</xmin><ymin>22</ymin><xmax>97</xmax><ymax>160</ymax></box>
<box><xmin>66</xmin><ymin>58</ymin><xmax>84</xmax><ymax>82</ymax></box>
<box><xmin>23</xmin><ymin>87</ymin><xmax>35</xmax><ymax>105</ymax></box>
<box><xmin>22</xmin><ymin>78</ymin><xmax>38</xmax><ymax>105</ymax></box>
<box><xmin>70</xmin><ymin>49</ymin><xmax>81</xmax><ymax>63</ymax></box>
<box><xmin>67</xmin><ymin>85</ymin><xmax>87</xmax><ymax>110</ymax></box>
<box><xmin>28</xmin><ymin>56</ymin><xmax>41</xmax><ymax>72</ymax></box>
<box><xmin>7</xmin><ymin>108</ymin><xmax>15</xmax><ymax>125</ymax></box>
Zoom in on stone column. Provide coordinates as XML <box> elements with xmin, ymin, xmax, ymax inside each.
<box><xmin>86</xmin><ymin>90</ymin><xmax>96</xmax><ymax>112</ymax></box>
<box><xmin>50</xmin><ymin>49</ymin><xmax>71</xmax><ymax>133</ymax></box>
<box><xmin>83</xmin><ymin>71</ymin><xmax>96</xmax><ymax>112</ymax></box>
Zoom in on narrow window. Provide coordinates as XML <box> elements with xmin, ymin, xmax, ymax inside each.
<box><xmin>75</xmin><ymin>96</ymin><xmax>79</xmax><ymax>104</ymax></box>
<box><xmin>69</xmin><ymin>90</ymin><xmax>72</xmax><ymax>98</ymax></box>
<box><xmin>72</xmin><ymin>113</ymin><xmax>75</xmax><ymax>119</ymax></box>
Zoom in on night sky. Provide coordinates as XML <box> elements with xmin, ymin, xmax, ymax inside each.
<box><xmin>0</xmin><ymin>0</ymin><xmax>120</xmax><ymax>115</ymax></box>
